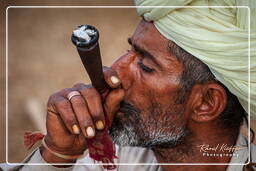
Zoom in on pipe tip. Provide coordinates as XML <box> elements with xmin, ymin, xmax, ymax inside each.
<box><xmin>71</xmin><ymin>24</ymin><xmax>99</xmax><ymax>49</ymax></box>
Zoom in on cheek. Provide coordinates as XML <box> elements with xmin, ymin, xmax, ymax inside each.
<box><xmin>120</xmin><ymin>53</ymin><xmax>182</xmax><ymax>111</ymax></box>
<box><xmin>127</xmin><ymin>73</ymin><xmax>181</xmax><ymax>112</ymax></box>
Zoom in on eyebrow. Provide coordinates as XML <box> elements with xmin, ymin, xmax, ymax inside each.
<box><xmin>128</xmin><ymin>38</ymin><xmax>161</xmax><ymax>68</ymax></box>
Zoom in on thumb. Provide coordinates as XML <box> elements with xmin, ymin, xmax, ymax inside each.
<box><xmin>103</xmin><ymin>66</ymin><xmax>121</xmax><ymax>89</ymax></box>
<box><xmin>104</xmin><ymin>88</ymin><xmax>124</xmax><ymax>126</ymax></box>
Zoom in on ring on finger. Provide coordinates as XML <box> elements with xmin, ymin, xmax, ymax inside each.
<box><xmin>67</xmin><ymin>91</ymin><xmax>81</xmax><ymax>101</ymax></box>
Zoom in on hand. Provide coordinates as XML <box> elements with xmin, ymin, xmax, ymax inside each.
<box><xmin>41</xmin><ymin>67</ymin><xmax>124</xmax><ymax>164</ymax></box>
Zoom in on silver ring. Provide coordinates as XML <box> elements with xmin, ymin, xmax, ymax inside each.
<box><xmin>67</xmin><ymin>91</ymin><xmax>81</xmax><ymax>101</ymax></box>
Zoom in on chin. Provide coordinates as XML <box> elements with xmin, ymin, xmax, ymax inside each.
<box><xmin>110</xmin><ymin>101</ymin><xmax>188</xmax><ymax>148</ymax></box>
<box><xmin>109</xmin><ymin>117</ymin><xmax>188</xmax><ymax>148</ymax></box>
<box><xmin>109</xmin><ymin>116</ymin><xmax>137</xmax><ymax>146</ymax></box>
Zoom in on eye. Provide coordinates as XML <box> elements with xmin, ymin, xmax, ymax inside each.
<box><xmin>137</xmin><ymin>61</ymin><xmax>154</xmax><ymax>73</ymax></box>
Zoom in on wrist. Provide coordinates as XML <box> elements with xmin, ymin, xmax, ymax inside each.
<box><xmin>40</xmin><ymin>146</ymin><xmax>76</xmax><ymax>167</ymax></box>
<box><xmin>40</xmin><ymin>137</ymin><xmax>84</xmax><ymax>167</ymax></box>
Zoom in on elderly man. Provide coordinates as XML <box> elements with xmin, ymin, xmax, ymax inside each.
<box><xmin>6</xmin><ymin>0</ymin><xmax>256</xmax><ymax>171</ymax></box>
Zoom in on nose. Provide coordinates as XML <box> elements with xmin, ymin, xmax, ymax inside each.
<box><xmin>111</xmin><ymin>51</ymin><xmax>136</xmax><ymax>90</ymax></box>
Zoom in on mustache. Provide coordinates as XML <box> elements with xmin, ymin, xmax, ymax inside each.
<box><xmin>118</xmin><ymin>101</ymin><xmax>140</xmax><ymax>117</ymax></box>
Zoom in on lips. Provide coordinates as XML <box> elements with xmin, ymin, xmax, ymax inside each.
<box><xmin>112</xmin><ymin>101</ymin><xmax>140</xmax><ymax>126</ymax></box>
<box><xmin>115</xmin><ymin>111</ymin><xmax>125</xmax><ymax>118</ymax></box>
<box><xmin>118</xmin><ymin>101</ymin><xmax>140</xmax><ymax>114</ymax></box>
<box><xmin>114</xmin><ymin>101</ymin><xmax>128</xmax><ymax>118</ymax></box>
<box><xmin>114</xmin><ymin>101</ymin><xmax>134</xmax><ymax>120</ymax></box>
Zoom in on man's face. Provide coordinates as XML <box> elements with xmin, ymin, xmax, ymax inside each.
<box><xmin>110</xmin><ymin>20</ymin><xmax>188</xmax><ymax>148</ymax></box>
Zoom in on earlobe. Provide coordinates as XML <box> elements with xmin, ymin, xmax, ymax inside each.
<box><xmin>189</xmin><ymin>83</ymin><xmax>227</xmax><ymax>123</ymax></box>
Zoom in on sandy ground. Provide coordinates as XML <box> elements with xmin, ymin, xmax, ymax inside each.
<box><xmin>0</xmin><ymin>0</ymin><xmax>140</xmax><ymax>163</ymax></box>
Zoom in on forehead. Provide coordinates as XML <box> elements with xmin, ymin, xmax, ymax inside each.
<box><xmin>132</xmin><ymin>20</ymin><xmax>169</xmax><ymax>52</ymax></box>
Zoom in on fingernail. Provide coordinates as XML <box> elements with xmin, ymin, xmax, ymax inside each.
<box><xmin>72</xmin><ymin>124</ymin><xmax>80</xmax><ymax>134</ymax></box>
<box><xmin>86</xmin><ymin>126</ymin><xmax>95</xmax><ymax>137</ymax></box>
<box><xmin>96</xmin><ymin>120</ymin><xmax>104</xmax><ymax>130</ymax></box>
<box><xmin>110</xmin><ymin>76</ymin><xmax>119</xmax><ymax>84</ymax></box>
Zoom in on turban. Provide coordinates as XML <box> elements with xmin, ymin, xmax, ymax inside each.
<box><xmin>134</xmin><ymin>0</ymin><xmax>256</xmax><ymax>119</ymax></box>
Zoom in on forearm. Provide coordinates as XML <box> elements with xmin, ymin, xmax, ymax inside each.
<box><xmin>14</xmin><ymin>147</ymin><xmax>75</xmax><ymax>171</ymax></box>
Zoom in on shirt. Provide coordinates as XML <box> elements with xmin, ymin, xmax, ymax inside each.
<box><xmin>2</xmin><ymin>124</ymin><xmax>256</xmax><ymax>171</ymax></box>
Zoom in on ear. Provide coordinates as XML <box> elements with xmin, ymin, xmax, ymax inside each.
<box><xmin>188</xmin><ymin>83</ymin><xmax>227</xmax><ymax>122</ymax></box>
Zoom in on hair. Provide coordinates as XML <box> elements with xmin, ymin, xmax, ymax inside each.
<box><xmin>168</xmin><ymin>41</ymin><xmax>245</xmax><ymax>129</ymax></box>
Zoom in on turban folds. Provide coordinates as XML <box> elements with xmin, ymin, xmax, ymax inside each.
<box><xmin>134</xmin><ymin>0</ymin><xmax>256</xmax><ymax>119</ymax></box>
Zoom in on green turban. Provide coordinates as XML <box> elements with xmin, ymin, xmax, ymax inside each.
<box><xmin>134</xmin><ymin>0</ymin><xmax>256</xmax><ymax>119</ymax></box>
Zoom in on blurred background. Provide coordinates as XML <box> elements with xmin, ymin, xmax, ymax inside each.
<box><xmin>0</xmin><ymin>0</ymin><xmax>140</xmax><ymax>163</ymax></box>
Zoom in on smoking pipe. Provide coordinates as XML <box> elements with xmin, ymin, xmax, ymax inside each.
<box><xmin>71</xmin><ymin>25</ymin><xmax>108</xmax><ymax>94</ymax></box>
<box><xmin>71</xmin><ymin>26</ymin><xmax>117</xmax><ymax>170</ymax></box>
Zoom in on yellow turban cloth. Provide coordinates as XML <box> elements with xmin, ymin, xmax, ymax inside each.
<box><xmin>135</xmin><ymin>0</ymin><xmax>256</xmax><ymax>119</ymax></box>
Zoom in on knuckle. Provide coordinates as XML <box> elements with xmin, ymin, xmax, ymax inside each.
<box><xmin>91</xmin><ymin>110</ymin><xmax>103</xmax><ymax>119</ymax></box>
<box><xmin>47</xmin><ymin>93</ymin><xmax>59</xmax><ymax>108</ymax></box>
<box><xmin>46</xmin><ymin>104</ymin><xmax>56</xmax><ymax>114</ymax></box>
<box><xmin>60</xmin><ymin>88</ymin><xmax>73</xmax><ymax>96</ymax></box>
<box><xmin>60</xmin><ymin>88</ymin><xmax>70</xmax><ymax>94</ymax></box>
<box><xmin>80</xmin><ymin>86</ymin><xmax>99</xmax><ymax>98</ymax></box>
<box><xmin>71</xmin><ymin>97</ymin><xmax>85</xmax><ymax>106</ymax></box>
<box><xmin>73</xmin><ymin>83</ymin><xmax>86</xmax><ymax>88</ymax></box>
<box><xmin>65</xmin><ymin>117</ymin><xmax>75</xmax><ymax>126</ymax></box>
<box><xmin>81</xmin><ymin>119</ymin><xmax>93</xmax><ymax>128</ymax></box>
<box><xmin>55</xmin><ymin>99</ymin><xmax>70</xmax><ymax>110</ymax></box>
<box><xmin>76</xmin><ymin>115</ymin><xmax>85</xmax><ymax>124</ymax></box>
<box><xmin>48</xmin><ymin>93</ymin><xmax>57</xmax><ymax>102</ymax></box>
<box><xmin>47</xmin><ymin>97</ymin><xmax>53</xmax><ymax>107</ymax></box>
<box><xmin>79</xmin><ymin>116</ymin><xmax>93</xmax><ymax>127</ymax></box>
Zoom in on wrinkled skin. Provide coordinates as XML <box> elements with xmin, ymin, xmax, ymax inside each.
<box><xmin>110</xmin><ymin>20</ymin><xmax>188</xmax><ymax>147</ymax></box>
<box><xmin>43</xmin><ymin>19</ymin><xmax>187</xmax><ymax>157</ymax></box>
<box><xmin>42</xmin><ymin>19</ymin><xmax>234</xmax><ymax>171</ymax></box>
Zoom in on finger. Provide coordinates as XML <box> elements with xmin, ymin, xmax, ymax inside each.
<box><xmin>79</xmin><ymin>86</ymin><xmax>106</xmax><ymax>131</ymax></box>
<box><xmin>69</xmin><ymin>95</ymin><xmax>96</xmax><ymax>138</ymax></box>
<box><xmin>53</xmin><ymin>96</ymin><xmax>80</xmax><ymax>135</ymax></box>
<box><xmin>103</xmin><ymin>66</ymin><xmax>121</xmax><ymax>88</ymax></box>
<box><xmin>71</xmin><ymin>83</ymin><xmax>106</xmax><ymax>130</ymax></box>
<box><xmin>72</xmin><ymin>83</ymin><xmax>86</xmax><ymax>90</ymax></box>
<box><xmin>104</xmin><ymin>88</ymin><xmax>125</xmax><ymax>125</ymax></box>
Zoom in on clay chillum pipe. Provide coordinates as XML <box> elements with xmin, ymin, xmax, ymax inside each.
<box><xmin>71</xmin><ymin>25</ymin><xmax>108</xmax><ymax>94</ymax></box>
